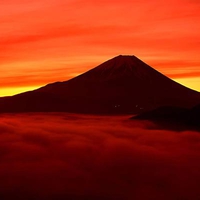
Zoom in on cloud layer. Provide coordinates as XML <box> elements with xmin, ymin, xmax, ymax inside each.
<box><xmin>0</xmin><ymin>113</ymin><xmax>200</xmax><ymax>199</ymax></box>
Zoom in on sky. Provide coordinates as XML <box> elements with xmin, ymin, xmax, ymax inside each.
<box><xmin>0</xmin><ymin>0</ymin><xmax>200</xmax><ymax>96</ymax></box>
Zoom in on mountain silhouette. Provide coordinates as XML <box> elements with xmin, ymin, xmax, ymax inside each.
<box><xmin>0</xmin><ymin>55</ymin><xmax>200</xmax><ymax>114</ymax></box>
<box><xmin>132</xmin><ymin>104</ymin><xmax>200</xmax><ymax>131</ymax></box>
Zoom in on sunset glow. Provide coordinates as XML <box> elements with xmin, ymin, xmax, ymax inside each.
<box><xmin>1</xmin><ymin>0</ymin><xmax>200</xmax><ymax>96</ymax></box>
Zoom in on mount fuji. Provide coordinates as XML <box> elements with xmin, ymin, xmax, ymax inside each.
<box><xmin>0</xmin><ymin>55</ymin><xmax>199</xmax><ymax>114</ymax></box>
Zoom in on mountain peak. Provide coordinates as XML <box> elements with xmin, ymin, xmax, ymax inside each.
<box><xmin>97</xmin><ymin>54</ymin><xmax>152</xmax><ymax>71</ymax></box>
<box><xmin>115</xmin><ymin>54</ymin><xmax>138</xmax><ymax>57</ymax></box>
<box><xmin>76</xmin><ymin>54</ymin><xmax>159</xmax><ymax>81</ymax></box>
<box><xmin>108</xmin><ymin>54</ymin><xmax>143</xmax><ymax>62</ymax></box>
<box><xmin>116</xmin><ymin>54</ymin><xmax>137</xmax><ymax>58</ymax></box>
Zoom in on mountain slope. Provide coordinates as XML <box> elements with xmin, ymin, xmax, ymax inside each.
<box><xmin>0</xmin><ymin>55</ymin><xmax>200</xmax><ymax>114</ymax></box>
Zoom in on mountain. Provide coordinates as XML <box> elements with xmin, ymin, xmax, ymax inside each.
<box><xmin>132</xmin><ymin>104</ymin><xmax>200</xmax><ymax>131</ymax></box>
<box><xmin>133</xmin><ymin>106</ymin><xmax>189</xmax><ymax>121</ymax></box>
<box><xmin>0</xmin><ymin>55</ymin><xmax>200</xmax><ymax>114</ymax></box>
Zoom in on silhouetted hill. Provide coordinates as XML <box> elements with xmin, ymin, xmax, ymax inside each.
<box><xmin>132</xmin><ymin>104</ymin><xmax>200</xmax><ymax>131</ymax></box>
<box><xmin>134</xmin><ymin>106</ymin><xmax>188</xmax><ymax>120</ymax></box>
<box><xmin>187</xmin><ymin>104</ymin><xmax>200</xmax><ymax>127</ymax></box>
<box><xmin>0</xmin><ymin>55</ymin><xmax>200</xmax><ymax>114</ymax></box>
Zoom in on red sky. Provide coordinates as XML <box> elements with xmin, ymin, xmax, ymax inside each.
<box><xmin>1</xmin><ymin>0</ymin><xmax>200</xmax><ymax>96</ymax></box>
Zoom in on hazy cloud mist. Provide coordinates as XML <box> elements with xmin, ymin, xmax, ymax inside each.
<box><xmin>0</xmin><ymin>113</ymin><xmax>200</xmax><ymax>200</ymax></box>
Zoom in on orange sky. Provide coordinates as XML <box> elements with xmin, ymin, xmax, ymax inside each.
<box><xmin>1</xmin><ymin>0</ymin><xmax>200</xmax><ymax>96</ymax></box>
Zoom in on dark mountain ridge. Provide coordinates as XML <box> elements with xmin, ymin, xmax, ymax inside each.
<box><xmin>132</xmin><ymin>104</ymin><xmax>200</xmax><ymax>131</ymax></box>
<box><xmin>0</xmin><ymin>55</ymin><xmax>200</xmax><ymax>114</ymax></box>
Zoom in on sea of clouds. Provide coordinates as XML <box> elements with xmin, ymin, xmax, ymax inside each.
<box><xmin>0</xmin><ymin>113</ymin><xmax>200</xmax><ymax>200</ymax></box>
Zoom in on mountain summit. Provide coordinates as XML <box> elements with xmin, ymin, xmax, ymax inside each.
<box><xmin>0</xmin><ymin>55</ymin><xmax>200</xmax><ymax>114</ymax></box>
